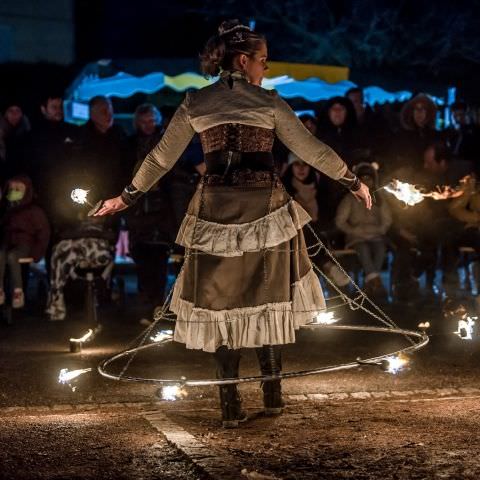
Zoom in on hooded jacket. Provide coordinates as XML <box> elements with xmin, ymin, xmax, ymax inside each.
<box><xmin>1</xmin><ymin>175</ymin><xmax>50</xmax><ymax>261</ymax></box>
<box><xmin>317</xmin><ymin>96</ymin><xmax>360</xmax><ymax>167</ymax></box>
<box><xmin>335</xmin><ymin>162</ymin><xmax>392</xmax><ymax>246</ymax></box>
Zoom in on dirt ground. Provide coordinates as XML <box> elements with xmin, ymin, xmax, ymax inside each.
<box><xmin>167</xmin><ymin>396</ymin><xmax>480</xmax><ymax>480</ymax></box>
<box><xmin>0</xmin><ymin>411</ymin><xmax>206</xmax><ymax>480</ymax></box>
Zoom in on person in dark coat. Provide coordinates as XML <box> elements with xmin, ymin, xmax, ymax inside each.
<box><xmin>443</xmin><ymin>101</ymin><xmax>480</xmax><ymax>172</ymax></box>
<box><xmin>317</xmin><ymin>96</ymin><xmax>360</xmax><ymax>168</ymax></box>
<box><xmin>26</xmin><ymin>95</ymin><xmax>78</xmax><ymax>197</ymax></box>
<box><xmin>128</xmin><ymin>103</ymin><xmax>172</xmax><ymax>304</ymax></box>
<box><xmin>74</xmin><ymin>96</ymin><xmax>129</xmax><ymax>200</ymax></box>
<box><xmin>0</xmin><ymin>175</ymin><xmax>50</xmax><ymax>308</ymax></box>
<box><xmin>0</xmin><ymin>102</ymin><xmax>31</xmax><ymax>180</ymax></box>
<box><xmin>392</xmin><ymin>93</ymin><xmax>439</xmax><ymax>173</ymax></box>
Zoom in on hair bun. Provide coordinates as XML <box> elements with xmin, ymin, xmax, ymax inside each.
<box><xmin>218</xmin><ymin>19</ymin><xmax>250</xmax><ymax>37</ymax></box>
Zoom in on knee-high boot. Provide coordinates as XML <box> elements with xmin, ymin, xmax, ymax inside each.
<box><xmin>213</xmin><ymin>346</ymin><xmax>247</xmax><ymax>428</ymax></box>
<box><xmin>256</xmin><ymin>345</ymin><xmax>284</xmax><ymax>415</ymax></box>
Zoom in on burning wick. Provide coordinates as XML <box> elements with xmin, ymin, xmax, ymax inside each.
<box><xmin>314</xmin><ymin>312</ymin><xmax>338</xmax><ymax>325</ymax></box>
<box><xmin>71</xmin><ymin>189</ymin><xmax>93</xmax><ymax>206</ymax></box>
<box><xmin>150</xmin><ymin>329</ymin><xmax>173</xmax><ymax>343</ymax></box>
<box><xmin>70</xmin><ymin>188</ymin><xmax>103</xmax><ymax>216</ymax></box>
<box><xmin>454</xmin><ymin>316</ymin><xmax>476</xmax><ymax>340</ymax></box>
<box><xmin>380</xmin><ymin>355</ymin><xmax>409</xmax><ymax>374</ymax></box>
<box><xmin>384</xmin><ymin>180</ymin><xmax>425</xmax><ymax>206</ymax></box>
<box><xmin>58</xmin><ymin>367</ymin><xmax>92</xmax><ymax>392</ymax></box>
<box><xmin>160</xmin><ymin>385</ymin><xmax>187</xmax><ymax>401</ymax></box>
<box><xmin>418</xmin><ymin>322</ymin><xmax>430</xmax><ymax>330</ymax></box>
<box><xmin>70</xmin><ymin>329</ymin><xmax>93</xmax><ymax>343</ymax></box>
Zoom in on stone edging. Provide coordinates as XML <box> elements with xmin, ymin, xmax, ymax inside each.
<box><xmin>141</xmin><ymin>410</ymin><xmax>245</xmax><ymax>480</ymax></box>
<box><xmin>288</xmin><ymin>387</ymin><xmax>480</xmax><ymax>402</ymax></box>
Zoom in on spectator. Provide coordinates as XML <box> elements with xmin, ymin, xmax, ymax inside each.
<box><xmin>45</xmin><ymin>212</ymin><xmax>116</xmax><ymax>321</ymax></box>
<box><xmin>25</xmin><ymin>94</ymin><xmax>78</xmax><ymax>223</ymax></box>
<box><xmin>388</xmin><ymin>142</ymin><xmax>461</xmax><ymax>299</ymax></box>
<box><xmin>443</xmin><ymin>101</ymin><xmax>480</xmax><ymax>169</ymax></box>
<box><xmin>335</xmin><ymin>162</ymin><xmax>392</xmax><ymax>299</ymax></box>
<box><xmin>75</xmin><ymin>96</ymin><xmax>129</xmax><ymax>200</ymax></box>
<box><xmin>394</xmin><ymin>93</ymin><xmax>438</xmax><ymax>171</ymax></box>
<box><xmin>0</xmin><ymin>102</ymin><xmax>31</xmax><ymax>178</ymax></box>
<box><xmin>128</xmin><ymin>103</ymin><xmax>173</xmax><ymax>304</ymax></box>
<box><xmin>283</xmin><ymin>152</ymin><xmax>350</xmax><ymax>290</ymax></box>
<box><xmin>317</xmin><ymin>96</ymin><xmax>359</xmax><ymax>167</ymax></box>
<box><xmin>0</xmin><ymin>175</ymin><xmax>50</xmax><ymax>308</ymax></box>
<box><xmin>346</xmin><ymin>86</ymin><xmax>390</xmax><ymax>167</ymax></box>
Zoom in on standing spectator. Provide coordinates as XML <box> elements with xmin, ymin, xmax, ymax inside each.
<box><xmin>346</xmin><ymin>87</ymin><xmax>390</xmax><ymax>167</ymax></box>
<box><xmin>443</xmin><ymin>101</ymin><xmax>480</xmax><ymax>169</ymax></box>
<box><xmin>25</xmin><ymin>94</ymin><xmax>78</xmax><ymax>219</ymax></box>
<box><xmin>317</xmin><ymin>96</ymin><xmax>359</xmax><ymax>167</ymax></box>
<box><xmin>75</xmin><ymin>96</ymin><xmax>129</xmax><ymax>200</ymax></box>
<box><xmin>335</xmin><ymin>162</ymin><xmax>392</xmax><ymax>299</ymax></box>
<box><xmin>128</xmin><ymin>103</ymin><xmax>173</xmax><ymax>304</ymax></box>
<box><xmin>0</xmin><ymin>102</ymin><xmax>31</xmax><ymax>179</ymax></box>
<box><xmin>0</xmin><ymin>176</ymin><xmax>50</xmax><ymax>308</ymax></box>
<box><xmin>393</xmin><ymin>94</ymin><xmax>438</xmax><ymax>171</ymax></box>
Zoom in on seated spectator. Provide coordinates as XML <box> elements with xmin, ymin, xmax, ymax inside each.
<box><xmin>283</xmin><ymin>152</ymin><xmax>350</xmax><ymax>291</ymax></box>
<box><xmin>0</xmin><ymin>176</ymin><xmax>50</xmax><ymax>308</ymax></box>
<box><xmin>45</xmin><ymin>212</ymin><xmax>116</xmax><ymax>321</ymax></box>
<box><xmin>335</xmin><ymin>162</ymin><xmax>392</xmax><ymax>299</ymax></box>
<box><xmin>388</xmin><ymin>142</ymin><xmax>462</xmax><ymax>299</ymax></box>
<box><xmin>0</xmin><ymin>102</ymin><xmax>31</xmax><ymax>179</ymax></box>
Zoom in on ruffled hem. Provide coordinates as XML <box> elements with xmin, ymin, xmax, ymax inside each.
<box><xmin>167</xmin><ymin>268</ymin><xmax>325</xmax><ymax>352</ymax></box>
<box><xmin>175</xmin><ymin>200</ymin><xmax>311</xmax><ymax>257</ymax></box>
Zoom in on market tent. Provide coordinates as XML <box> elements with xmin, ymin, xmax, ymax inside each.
<box><xmin>65</xmin><ymin>59</ymin><xmax>442</xmax><ymax>123</ymax></box>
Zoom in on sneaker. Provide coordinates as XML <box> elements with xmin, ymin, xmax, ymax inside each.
<box><xmin>0</xmin><ymin>289</ymin><xmax>4</xmax><ymax>306</ymax></box>
<box><xmin>12</xmin><ymin>289</ymin><xmax>25</xmax><ymax>309</ymax></box>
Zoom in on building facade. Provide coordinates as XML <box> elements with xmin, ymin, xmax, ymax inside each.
<box><xmin>0</xmin><ymin>0</ymin><xmax>74</xmax><ymax>64</ymax></box>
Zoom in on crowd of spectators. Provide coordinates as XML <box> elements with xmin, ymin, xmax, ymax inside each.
<box><xmin>1</xmin><ymin>86</ymin><xmax>480</xmax><ymax>319</ymax></box>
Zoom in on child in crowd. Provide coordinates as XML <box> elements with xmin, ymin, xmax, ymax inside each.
<box><xmin>0</xmin><ymin>176</ymin><xmax>50</xmax><ymax>308</ymax></box>
<box><xmin>335</xmin><ymin>162</ymin><xmax>391</xmax><ymax>299</ymax></box>
<box><xmin>282</xmin><ymin>152</ymin><xmax>350</xmax><ymax>291</ymax></box>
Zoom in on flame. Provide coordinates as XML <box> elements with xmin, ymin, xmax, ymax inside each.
<box><xmin>150</xmin><ymin>329</ymin><xmax>173</xmax><ymax>343</ymax></box>
<box><xmin>454</xmin><ymin>316</ymin><xmax>476</xmax><ymax>340</ymax></box>
<box><xmin>161</xmin><ymin>385</ymin><xmax>187</xmax><ymax>401</ymax></box>
<box><xmin>71</xmin><ymin>189</ymin><xmax>90</xmax><ymax>205</ymax></box>
<box><xmin>314</xmin><ymin>311</ymin><xmax>338</xmax><ymax>325</ymax></box>
<box><xmin>384</xmin><ymin>180</ymin><xmax>425</xmax><ymax>206</ymax></box>
<box><xmin>381</xmin><ymin>355</ymin><xmax>409</xmax><ymax>374</ymax></box>
<box><xmin>70</xmin><ymin>329</ymin><xmax>93</xmax><ymax>343</ymax></box>
<box><xmin>418</xmin><ymin>322</ymin><xmax>430</xmax><ymax>330</ymax></box>
<box><xmin>58</xmin><ymin>368</ymin><xmax>92</xmax><ymax>385</ymax></box>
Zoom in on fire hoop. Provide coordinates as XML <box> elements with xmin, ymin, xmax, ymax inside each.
<box><xmin>97</xmin><ymin>324</ymin><xmax>428</xmax><ymax>386</ymax></box>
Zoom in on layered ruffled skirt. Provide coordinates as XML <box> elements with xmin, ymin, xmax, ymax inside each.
<box><xmin>169</xmin><ymin>173</ymin><xmax>326</xmax><ymax>352</ymax></box>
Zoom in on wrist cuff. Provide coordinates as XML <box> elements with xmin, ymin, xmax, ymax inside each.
<box><xmin>338</xmin><ymin>170</ymin><xmax>361</xmax><ymax>191</ymax></box>
<box><xmin>121</xmin><ymin>184</ymin><xmax>144</xmax><ymax>206</ymax></box>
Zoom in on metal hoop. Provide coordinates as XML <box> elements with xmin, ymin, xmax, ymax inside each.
<box><xmin>97</xmin><ymin>324</ymin><xmax>429</xmax><ymax>387</ymax></box>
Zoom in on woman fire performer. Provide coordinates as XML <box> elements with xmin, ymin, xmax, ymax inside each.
<box><xmin>96</xmin><ymin>20</ymin><xmax>371</xmax><ymax>427</ymax></box>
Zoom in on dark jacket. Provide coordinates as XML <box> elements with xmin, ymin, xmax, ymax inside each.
<box><xmin>1</xmin><ymin>175</ymin><xmax>50</xmax><ymax>261</ymax></box>
<box><xmin>317</xmin><ymin>96</ymin><xmax>360</xmax><ymax>167</ymax></box>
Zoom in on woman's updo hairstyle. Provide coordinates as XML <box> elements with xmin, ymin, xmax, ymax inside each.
<box><xmin>200</xmin><ymin>19</ymin><xmax>265</xmax><ymax>77</ymax></box>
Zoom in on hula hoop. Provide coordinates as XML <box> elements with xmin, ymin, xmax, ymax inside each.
<box><xmin>97</xmin><ymin>324</ymin><xmax>429</xmax><ymax>387</ymax></box>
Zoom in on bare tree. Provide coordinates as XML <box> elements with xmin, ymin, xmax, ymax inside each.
<box><xmin>193</xmin><ymin>0</ymin><xmax>480</xmax><ymax>75</ymax></box>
